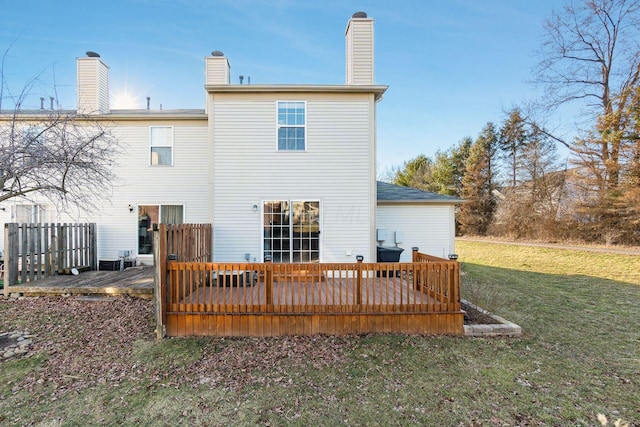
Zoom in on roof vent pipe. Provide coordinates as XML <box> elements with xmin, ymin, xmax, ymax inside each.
<box><xmin>146</xmin><ymin>96</ymin><xmax>150</xmax><ymax>110</ymax></box>
<box><xmin>40</xmin><ymin>97</ymin><xmax>45</xmax><ymax>109</ymax></box>
<box><xmin>50</xmin><ymin>96</ymin><xmax>54</xmax><ymax>110</ymax></box>
<box><xmin>239</xmin><ymin>75</ymin><xmax>244</xmax><ymax>84</ymax></box>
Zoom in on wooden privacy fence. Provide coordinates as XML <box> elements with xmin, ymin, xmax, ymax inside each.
<box><xmin>3</xmin><ymin>223</ymin><xmax>97</xmax><ymax>293</ymax></box>
<box><xmin>153</xmin><ymin>223</ymin><xmax>213</xmax><ymax>337</ymax></box>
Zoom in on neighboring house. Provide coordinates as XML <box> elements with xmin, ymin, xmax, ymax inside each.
<box><xmin>0</xmin><ymin>12</ymin><xmax>463</xmax><ymax>265</ymax></box>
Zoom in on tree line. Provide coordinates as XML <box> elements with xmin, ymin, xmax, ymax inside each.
<box><xmin>388</xmin><ymin>0</ymin><xmax>640</xmax><ymax>246</ymax></box>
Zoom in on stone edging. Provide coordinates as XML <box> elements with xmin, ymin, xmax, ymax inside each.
<box><xmin>1</xmin><ymin>331</ymin><xmax>35</xmax><ymax>360</ymax></box>
<box><xmin>462</xmin><ymin>299</ymin><xmax>522</xmax><ymax>337</ymax></box>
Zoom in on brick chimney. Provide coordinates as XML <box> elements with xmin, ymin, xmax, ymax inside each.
<box><xmin>345</xmin><ymin>11</ymin><xmax>374</xmax><ymax>85</ymax></box>
<box><xmin>77</xmin><ymin>51</ymin><xmax>110</xmax><ymax>114</ymax></box>
<box><xmin>205</xmin><ymin>51</ymin><xmax>230</xmax><ymax>85</ymax></box>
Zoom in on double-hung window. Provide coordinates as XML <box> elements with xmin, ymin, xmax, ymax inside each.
<box><xmin>277</xmin><ymin>101</ymin><xmax>306</xmax><ymax>151</ymax></box>
<box><xmin>150</xmin><ymin>126</ymin><xmax>173</xmax><ymax>166</ymax></box>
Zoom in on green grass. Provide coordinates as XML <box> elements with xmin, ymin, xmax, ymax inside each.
<box><xmin>1</xmin><ymin>241</ymin><xmax>639</xmax><ymax>426</ymax></box>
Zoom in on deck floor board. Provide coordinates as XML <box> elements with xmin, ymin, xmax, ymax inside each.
<box><xmin>178</xmin><ymin>276</ymin><xmax>435</xmax><ymax>306</ymax></box>
<box><xmin>5</xmin><ymin>266</ymin><xmax>154</xmax><ymax>298</ymax></box>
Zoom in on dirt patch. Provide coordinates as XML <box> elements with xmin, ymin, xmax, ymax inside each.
<box><xmin>462</xmin><ymin>301</ymin><xmax>500</xmax><ymax>325</ymax></box>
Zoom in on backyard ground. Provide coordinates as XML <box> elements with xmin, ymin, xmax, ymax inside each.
<box><xmin>1</xmin><ymin>241</ymin><xmax>638</xmax><ymax>426</ymax></box>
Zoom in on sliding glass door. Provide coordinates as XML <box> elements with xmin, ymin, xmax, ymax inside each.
<box><xmin>263</xmin><ymin>200</ymin><xmax>320</xmax><ymax>263</ymax></box>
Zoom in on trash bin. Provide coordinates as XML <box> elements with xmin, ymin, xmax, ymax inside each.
<box><xmin>376</xmin><ymin>246</ymin><xmax>404</xmax><ymax>262</ymax></box>
<box><xmin>376</xmin><ymin>246</ymin><xmax>404</xmax><ymax>277</ymax></box>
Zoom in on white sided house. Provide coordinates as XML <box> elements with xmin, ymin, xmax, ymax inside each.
<box><xmin>0</xmin><ymin>12</ymin><xmax>463</xmax><ymax>266</ymax></box>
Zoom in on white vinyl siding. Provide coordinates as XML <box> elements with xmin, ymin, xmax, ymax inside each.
<box><xmin>88</xmin><ymin>122</ymin><xmax>209</xmax><ymax>262</ymax></box>
<box><xmin>76</xmin><ymin>57</ymin><xmax>109</xmax><ymax>114</ymax></box>
<box><xmin>376</xmin><ymin>204</ymin><xmax>456</xmax><ymax>262</ymax></box>
<box><xmin>211</xmin><ymin>93</ymin><xmax>374</xmax><ymax>263</ymax></box>
<box><xmin>205</xmin><ymin>56</ymin><xmax>230</xmax><ymax>85</ymax></box>
<box><xmin>346</xmin><ymin>18</ymin><xmax>374</xmax><ymax>85</ymax></box>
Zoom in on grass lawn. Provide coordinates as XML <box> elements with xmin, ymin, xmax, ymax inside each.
<box><xmin>1</xmin><ymin>241</ymin><xmax>638</xmax><ymax>426</ymax></box>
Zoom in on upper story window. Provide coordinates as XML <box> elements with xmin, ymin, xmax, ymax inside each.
<box><xmin>22</xmin><ymin>126</ymin><xmax>47</xmax><ymax>146</ymax></box>
<box><xmin>277</xmin><ymin>101</ymin><xmax>306</xmax><ymax>151</ymax></box>
<box><xmin>150</xmin><ymin>126</ymin><xmax>173</xmax><ymax>166</ymax></box>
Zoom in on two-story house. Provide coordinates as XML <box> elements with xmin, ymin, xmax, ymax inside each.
<box><xmin>1</xmin><ymin>12</ymin><xmax>462</xmax><ymax>266</ymax></box>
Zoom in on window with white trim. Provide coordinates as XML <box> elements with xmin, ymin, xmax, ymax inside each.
<box><xmin>150</xmin><ymin>126</ymin><xmax>173</xmax><ymax>166</ymax></box>
<box><xmin>11</xmin><ymin>204</ymin><xmax>53</xmax><ymax>223</ymax></box>
<box><xmin>277</xmin><ymin>101</ymin><xmax>306</xmax><ymax>151</ymax></box>
<box><xmin>22</xmin><ymin>125</ymin><xmax>47</xmax><ymax>145</ymax></box>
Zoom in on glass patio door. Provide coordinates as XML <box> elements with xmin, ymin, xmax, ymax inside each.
<box><xmin>263</xmin><ymin>200</ymin><xmax>320</xmax><ymax>263</ymax></box>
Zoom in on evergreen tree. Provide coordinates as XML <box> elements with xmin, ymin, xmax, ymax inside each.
<box><xmin>460</xmin><ymin>123</ymin><xmax>498</xmax><ymax>235</ymax></box>
<box><xmin>391</xmin><ymin>154</ymin><xmax>435</xmax><ymax>191</ymax></box>
<box><xmin>499</xmin><ymin>108</ymin><xmax>528</xmax><ymax>187</ymax></box>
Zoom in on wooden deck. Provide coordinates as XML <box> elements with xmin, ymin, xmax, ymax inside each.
<box><xmin>4</xmin><ymin>266</ymin><xmax>154</xmax><ymax>299</ymax></box>
<box><xmin>167</xmin><ymin>275</ymin><xmax>463</xmax><ymax>336</ymax></box>
<box><xmin>153</xmin><ymin>224</ymin><xmax>463</xmax><ymax>337</ymax></box>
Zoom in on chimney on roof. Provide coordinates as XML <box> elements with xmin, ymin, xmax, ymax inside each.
<box><xmin>77</xmin><ymin>51</ymin><xmax>110</xmax><ymax>114</ymax></box>
<box><xmin>345</xmin><ymin>11</ymin><xmax>374</xmax><ymax>85</ymax></box>
<box><xmin>205</xmin><ymin>50</ymin><xmax>230</xmax><ymax>85</ymax></box>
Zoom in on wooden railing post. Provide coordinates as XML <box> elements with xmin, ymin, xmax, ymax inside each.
<box><xmin>411</xmin><ymin>247</ymin><xmax>420</xmax><ymax>290</ymax></box>
<box><xmin>265</xmin><ymin>256</ymin><xmax>273</xmax><ymax>306</ymax></box>
<box><xmin>449</xmin><ymin>260</ymin><xmax>460</xmax><ymax>310</ymax></box>
<box><xmin>357</xmin><ymin>261</ymin><xmax>363</xmax><ymax>305</ymax></box>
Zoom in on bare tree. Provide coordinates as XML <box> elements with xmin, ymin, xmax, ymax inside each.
<box><xmin>0</xmin><ymin>49</ymin><xmax>120</xmax><ymax>213</ymax></box>
<box><xmin>534</xmin><ymin>0</ymin><xmax>640</xmax><ymax>243</ymax></box>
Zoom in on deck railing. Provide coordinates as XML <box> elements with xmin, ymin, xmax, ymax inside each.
<box><xmin>3</xmin><ymin>223</ymin><xmax>97</xmax><ymax>294</ymax></box>
<box><xmin>162</xmin><ymin>257</ymin><xmax>460</xmax><ymax>315</ymax></box>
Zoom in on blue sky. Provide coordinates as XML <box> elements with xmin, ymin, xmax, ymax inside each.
<box><xmin>1</xmin><ymin>0</ymin><xmax>564</xmax><ymax>174</ymax></box>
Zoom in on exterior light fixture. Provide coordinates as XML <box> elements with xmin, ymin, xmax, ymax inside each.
<box><xmin>448</xmin><ymin>254</ymin><xmax>459</xmax><ymax>261</ymax></box>
<box><xmin>252</xmin><ymin>204</ymin><xmax>258</xmax><ymax>212</ymax></box>
<box><xmin>128</xmin><ymin>204</ymin><xmax>134</xmax><ymax>213</ymax></box>
<box><xmin>356</xmin><ymin>255</ymin><xmax>364</xmax><ymax>262</ymax></box>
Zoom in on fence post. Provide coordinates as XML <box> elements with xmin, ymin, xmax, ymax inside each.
<box><xmin>265</xmin><ymin>256</ymin><xmax>273</xmax><ymax>307</ymax></box>
<box><xmin>153</xmin><ymin>224</ymin><xmax>167</xmax><ymax>340</ymax></box>
<box><xmin>90</xmin><ymin>223</ymin><xmax>97</xmax><ymax>270</ymax></box>
<box><xmin>4</xmin><ymin>224</ymin><xmax>19</xmax><ymax>296</ymax></box>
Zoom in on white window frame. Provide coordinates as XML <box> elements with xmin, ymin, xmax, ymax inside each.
<box><xmin>276</xmin><ymin>101</ymin><xmax>307</xmax><ymax>151</ymax></box>
<box><xmin>22</xmin><ymin>125</ymin><xmax>47</xmax><ymax>145</ymax></box>
<box><xmin>149</xmin><ymin>126</ymin><xmax>174</xmax><ymax>166</ymax></box>
<box><xmin>10</xmin><ymin>204</ymin><xmax>52</xmax><ymax>224</ymax></box>
<box><xmin>261</xmin><ymin>199</ymin><xmax>322</xmax><ymax>263</ymax></box>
